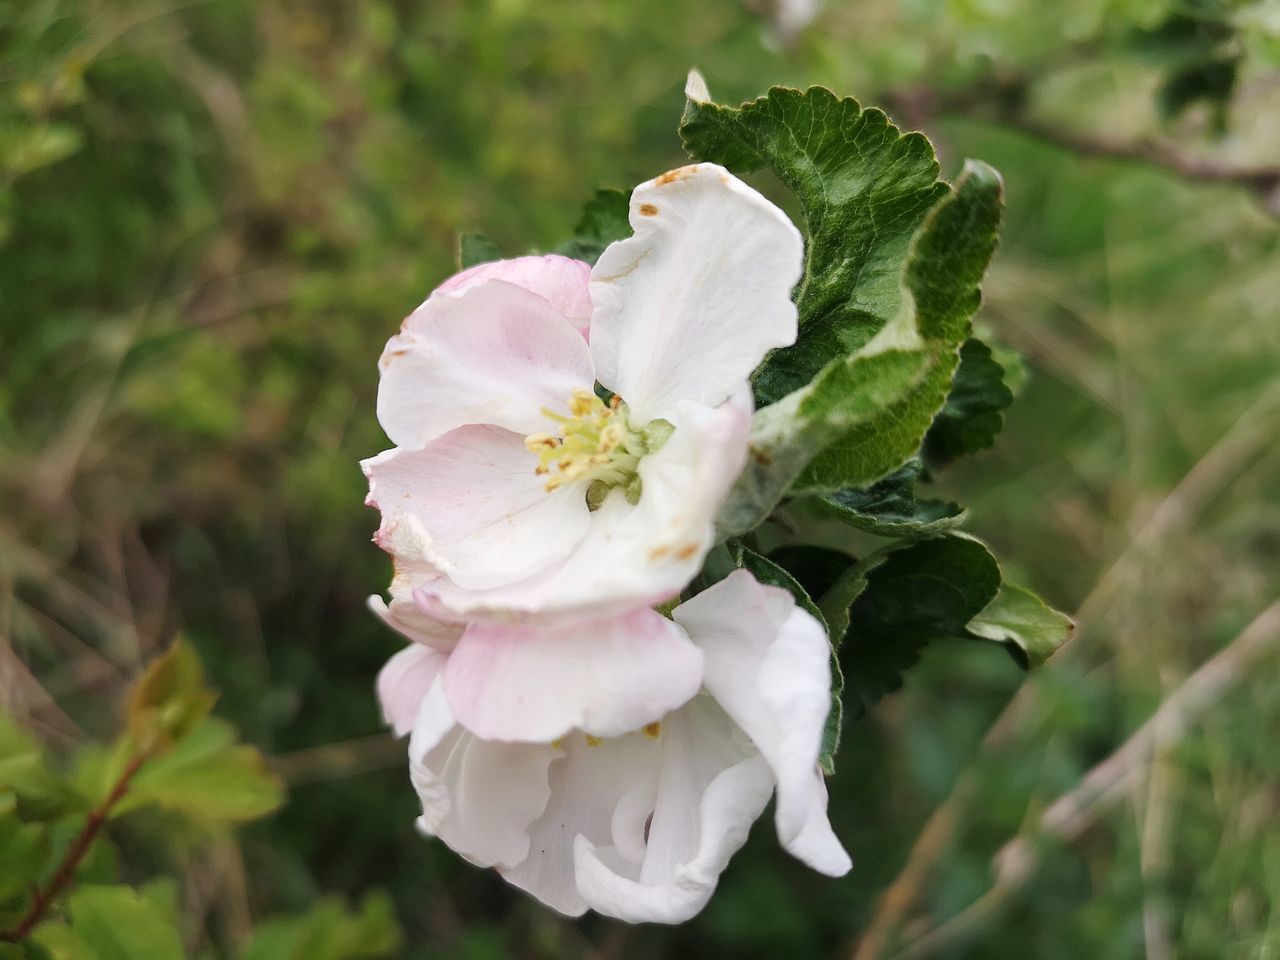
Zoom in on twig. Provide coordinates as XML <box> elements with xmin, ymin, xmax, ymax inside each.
<box><xmin>270</xmin><ymin>732</ymin><xmax>406</xmax><ymax>786</ymax></box>
<box><xmin>0</xmin><ymin>750</ymin><xmax>151</xmax><ymax>942</ymax></box>
<box><xmin>888</xmin><ymin>83</ymin><xmax>1280</xmax><ymax>215</ymax></box>
<box><xmin>1005</xmin><ymin>114</ymin><xmax>1280</xmax><ymax>212</ymax></box>
<box><xmin>889</xmin><ymin>600</ymin><xmax>1280</xmax><ymax>960</ymax></box>
<box><xmin>850</xmin><ymin>382</ymin><xmax>1280</xmax><ymax>960</ymax></box>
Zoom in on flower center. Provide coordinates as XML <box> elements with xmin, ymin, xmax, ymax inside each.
<box><xmin>524</xmin><ymin>388</ymin><xmax>671</xmax><ymax>509</ymax></box>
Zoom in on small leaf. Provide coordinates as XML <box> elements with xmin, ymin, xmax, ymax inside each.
<box><xmin>0</xmin><ymin>939</ymin><xmax>55</xmax><ymax>960</ymax></box>
<box><xmin>0</xmin><ymin>797</ymin><xmax>49</xmax><ymax>900</ymax></box>
<box><xmin>967</xmin><ymin>581</ymin><xmax>1075</xmax><ymax>668</ymax></box>
<box><xmin>0</xmin><ymin>714</ymin><xmax>84</xmax><ymax>822</ymax></box>
<box><xmin>817</xmin><ymin>459</ymin><xmax>965</xmax><ymax>538</ymax></box>
<box><xmin>114</xmin><ymin>718</ymin><xmax>284</xmax><ymax>823</ymax></box>
<box><xmin>126</xmin><ymin>640</ymin><xmax>216</xmax><ymax>750</ymax></box>
<box><xmin>57</xmin><ymin>884</ymin><xmax>185</xmax><ymax>960</ymax></box>
<box><xmin>716</xmin><ymin>347</ymin><xmax>930</xmax><ymax>537</ymax></box>
<box><xmin>457</xmin><ymin>233</ymin><xmax>503</xmax><ymax>269</ymax></box>
<box><xmin>30</xmin><ymin>922</ymin><xmax>94</xmax><ymax>960</ymax></box>
<box><xmin>764</xmin><ymin>545</ymin><xmax>851</xmax><ymax>603</ymax></box>
<box><xmin>555</xmin><ymin>189</ymin><xmax>631</xmax><ymax>264</ymax></box>
<box><xmin>921</xmin><ymin>338</ymin><xmax>1014</xmax><ymax>472</ymax></box>
<box><xmin>834</xmin><ymin>534</ymin><xmax>1002</xmax><ymax>720</ymax></box>
<box><xmin>240</xmin><ymin>894</ymin><xmax>402</xmax><ymax>960</ymax></box>
<box><xmin>0</xmin><ymin>124</ymin><xmax>83</xmax><ymax>179</ymax></box>
<box><xmin>795</xmin><ymin>160</ymin><xmax>1005</xmax><ymax>491</ymax></box>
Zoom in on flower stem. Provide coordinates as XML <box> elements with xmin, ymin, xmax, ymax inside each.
<box><xmin>0</xmin><ymin>750</ymin><xmax>150</xmax><ymax>943</ymax></box>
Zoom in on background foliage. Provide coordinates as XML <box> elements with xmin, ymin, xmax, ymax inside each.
<box><xmin>2</xmin><ymin>0</ymin><xmax>1279</xmax><ymax>957</ymax></box>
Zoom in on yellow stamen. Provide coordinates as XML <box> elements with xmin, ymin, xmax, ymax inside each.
<box><xmin>585</xmin><ymin>734</ymin><xmax>603</xmax><ymax>747</ymax></box>
<box><xmin>642</xmin><ymin>722</ymin><xmax>661</xmax><ymax>739</ymax></box>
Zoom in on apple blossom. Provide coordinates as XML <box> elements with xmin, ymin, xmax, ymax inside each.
<box><xmin>362</xmin><ymin>163</ymin><xmax>803</xmax><ymax>625</ymax></box>
<box><xmin>377</xmin><ymin>570</ymin><xmax>851</xmax><ymax>924</ymax></box>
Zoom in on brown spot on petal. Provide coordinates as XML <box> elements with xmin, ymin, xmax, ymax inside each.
<box><xmin>648</xmin><ymin>545</ymin><xmax>672</xmax><ymax>561</ymax></box>
<box><xmin>675</xmin><ymin>543</ymin><xmax>700</xmax><ymax>561</ymax></box>
<box><xmin>750</xmin><ymin>445</ymin><xmax>773</xmax><ymax>466</ymax></box>
<box><xmin>639</xmin><ymin>203</ymin><xmax>659</xmax><ymax>216</ymax></box>
<box><xmin>642</xmin><ymin>721</ymin><xmax>661</xmax><ymax>739</ymax></box>
<box><xmin>654</xmin><ymin>164</ymin><xmax>698</xmax><ymax>186</ymax></box>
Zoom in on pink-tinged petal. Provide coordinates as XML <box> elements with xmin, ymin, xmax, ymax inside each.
<box><xmin>413</xmin><ymin>388</ymin><xmax>751</xmax><ymax>622</ymax></box>
<box><xmin>368</xmin><ymin>595</ymin><xmax>463</xmax><ymax>651</ymax></box>
<box><xmin>590</xmin><ymin>164</ymin><xmax>803</xmax><ymax>421</ymax></box>
<box><xmin>363</xmin><ymin>427</ymin><xmax>591</xmax><ymax>591</ymax></box>
<box><xmin>503</xmin><ymin>731</ymin><xmax>661</xmax><ymax>917</ymax></box>
<box><xmin>441</xmin><ymin>608</ymin><xmax>703</xmax><ymax>742</ymax></box>
<box><xmin>377</xmin><ymin>642</ymin><xmax>449</xmax><ymax>737</ymax></box>
<box><xmin>377</xmin><ymin>280</ymin><xmax>594</xmax><ymax>447</ymax></box>
<box><xmin>573</xmin><ymin>696</ymin><xmax>773</xmax><ymax>924</ymax></box>
<box><xmin>437</xmin><ymin>255</ymin><xmax>592</xmax><ymax>338</ymax></box>
<box><xmin>409</xmin><ymin>680</ymin><xmax>558</xmax><ymax>869</ymax></box>
<box><xmin>674</xmin><ymin>570</ymin><xmax>851</xmax><ymax>877</ymax></box>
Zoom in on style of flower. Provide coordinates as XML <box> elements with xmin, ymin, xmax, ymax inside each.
<box><xmin>377</xmin><ymin>570</ymin><xmax>851</xmax><ymax>924</ymax></box>
<box><xmin>362</xmin><ymin>163</ymin><xmax>804</xmax><ymax>627</ymax></box>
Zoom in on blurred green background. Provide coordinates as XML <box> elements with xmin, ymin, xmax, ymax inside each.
<box><xmin>2</xmin><ymin>0</ymin><xmax>1279</xmax><ymax>957</ymax></box>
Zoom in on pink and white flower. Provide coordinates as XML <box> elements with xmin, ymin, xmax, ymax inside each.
<box><xmin>362</xmin><ymin>164</ymin><xmax>804</xmax><ymax>625</ymax></box>
<box><xmin>377</xmin><ymin>571</ymin><xmax>851</xmax><ymax>924</ymax></box>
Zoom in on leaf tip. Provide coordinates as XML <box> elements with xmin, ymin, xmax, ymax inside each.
<box><xmin>959</xmin><ymin>158</ymin><xmax>1005</xmax><ymax>197</ymax></box>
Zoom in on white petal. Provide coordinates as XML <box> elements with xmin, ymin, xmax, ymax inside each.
<box><xmin>590</xmin><ymin>164</ymin><xmax>802</xmax><ymax>421</ymax></box>
<box><xmin>413</xmin><ymin>388</ymin><xmax>751</xmax><ymax>621</ymax></box>
<box><xmin>674</xmin><ymin>570</ymin><xmax>851</xmax><ymax>877</ymax></box>
<box><xmin>377</xmin><ymin>642</ymin><xmax>449</xmax><ymax>737</ymax></box>
<box><xmin>436</xmin><ymin>254</ymin><xmax>593</xmax><ymax>338</ymax></box>
<box><xmin>363</xmin><ymin>427</ymin><xmax>591</xmax><ymax>591</ymax></box>
<box><xmin>377</xmin><ymin>279</ymin><xmax>594</xmax><ymax>447</ymax></box>
<box><xmin>441</xmin><ymin>608</ymin><xmax>703</xmax><ymax>742</ymax></box>
<box><xmin>573</xmin><ymin>696</ymin><xmax>773</xmax><ymax>924</ymax></box>
<box><xmin>503</xmin><ymin>731</ymin><xmax>661</xmax><ymax>917</ymax></box>
<box><xmin>408</xmin><ymin>680</ymin><xmax>558</xmax><ymax>869</ymax></box>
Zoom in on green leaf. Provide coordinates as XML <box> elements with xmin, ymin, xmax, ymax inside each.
<box><xmin>41</xmin><ymin>884</ymin><xmax>186</xmax><ymax>960</ymax></box>
<box><xmin>126</xmin><ymin>639</ymin><xmax>216</xmax><ymax>751</ymax></box>
<box><xmin>967</xmin><ymin>581</ymin><xmax>1075</xmax><ymax>668</ymax></box>
<box><xmin>795</xmin><ymin>159</ymin><xmax>1005</xmax><ymax>491</ymax></box>
<box><xmin>764</xmin><ymin>545</ymin><xmax>852</xmax><ymax>603</ymax></box>
<box><xmin>29</xmin><ymin>923</ymin><xmax>92</xmax><ymax>960</ymax></box>
<box><xmin>716</xmin><ymin>347</ymin><xmax>931</xmax><ymax>537</ymax></box>
<box><xmin>0</xmin><ymin>124</ymin><xmax>84</xmax><ymax>179</ymax></box>
<box><xmin>715</xmin><ymin>156</ymin><xmax>1002</xmax><ymax>529</ymax></box>
<box><xmin>0</xmin><ymin>714</ymin><xmax>83</xmax><ymax>822</ymax></box>
<box><xmin>834</xmin><ymin>534</ymin><xmax>1002</xmax><ymax>720</ymax></box>
<box><xmin>555</xmin><ymin>188</ymin><xmax>631</xmax><ymax>264</ymax></box>
<box><xmin>240</xmin><ymin>894</ymin><xmax>402</xmax><ymax>960</ymax></box>
<box><xmin>680</xmin><ymin>79</ymin><xmax>947</xmax><ymax>403</ymax></box>
<box><xmin>457</xmin><ymin>233</ymin><xmax>503</xmax><ymax>269</ymax></box>
<box><xmin>114</xmin><ymin>718</ymin><xmax>284</xmax><ymax>823</ymax></box>
<box><xmin>825</xmin><ymin>535</ymin><xmax>1071</xmax><ymax>723</ymax></box>
<box><xmin>921</xmin><ymin>338</ymin><xmax>1015</xmax><ymax>472</ymax></box>
<box><xmin>0</xmin><ymin>942</ymin><xmax>54</xmax><ymax>960</ymax></box>
<box><xmin>816</xmin><ymin>459</ymin><xmax>965</xmax><ymax>538</ymax></box>
<box><xmin>0</xmin><ymin>797</ymin><xmax>49</xmax><ymax>901</ymax></box>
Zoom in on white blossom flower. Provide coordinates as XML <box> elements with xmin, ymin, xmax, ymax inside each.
<box><xmin>377</xmin><ymin>570</ymin><xmax>851</xmax><ymax>924</ymax></box>
<box><xmin>363</xmin><ymin>164</ymin><xmax>803</xmax><ymax>627</ymax></box>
